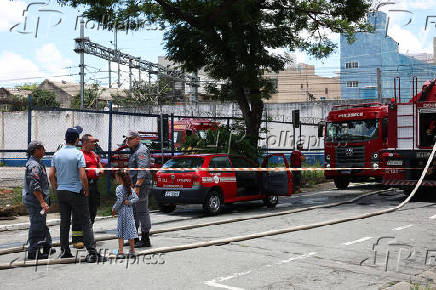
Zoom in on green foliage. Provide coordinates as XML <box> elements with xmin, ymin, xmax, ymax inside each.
<box><xmin>302</xmin><ymin>161</ymin><xmax>325</xmax><ymax>186</ymax></box>
<box><xmin>58</xmin><ymin>0</ymin><xmax>372</xmax><ymax>145</ymax></box>
<box><xmin>31</xmin><ymin>88</ymin><xmax>60</xmax><ymax>108</ymax></box>
<box><xmin>113</xmin><ymin>78</ymin><xmax>183</xmax><ymax>108</ymax></box>
<box><xmin>180</xmin><ymin>122</ymin><xmax>263</xmax><ymax>162</ymax></box>
<box><xmin>71</xmin><ymin>83</ymin><xmax>106</xmax><ymax>109</ymax></box>
<box><xmin>16</xmin><ymin>83</ymin><xmax>38</xmax><ymax>91</ymax></box>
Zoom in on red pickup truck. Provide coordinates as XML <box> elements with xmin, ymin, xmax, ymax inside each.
<box><xmin>151</xmin><ymin>153</ymin><xmax>293</xmax><ymax>215</ymax></box>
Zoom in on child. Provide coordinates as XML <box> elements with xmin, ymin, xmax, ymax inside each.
<box><xmin>112</xmin><ymin>170</ymin><xmax>139</xmax><ymax>257</ymax></box>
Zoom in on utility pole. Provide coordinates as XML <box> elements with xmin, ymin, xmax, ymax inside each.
<box><xmin>108</xmin><ymin>60</ymin><xmax>111</xmax><ymax>88</ymax></box>
<box><xmin>137</xmin><ymin>57</ymin><xmax>141</xmax><ymax>82</ymax></box>
<box><xmin>377</xmin><ymin>67</ymin><xmax>382</xmax><ymax>102</ymax></box>
<box><xmin>79</xmin><ymin>19</ymin><xmax>85</xmax><ymax>109</ymax></box>
<box><xmin>115</xmin><ymin>29</ymin><xmax>120</xmax><ymax>88</ymax></box>
<box><xmin>129</xmin><ymin>58</ymin><xmax>132</xmax><ymax>97</ymax></box>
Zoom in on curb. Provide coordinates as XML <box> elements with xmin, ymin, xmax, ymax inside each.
<box><xmin>0</xmin><ymin>215</ymin><xmax>114</xmax><ymax>232</ymax></box>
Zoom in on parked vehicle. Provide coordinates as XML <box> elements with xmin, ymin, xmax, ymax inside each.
<box><xmin>381</xmin><ymin>78</ymin><xmax>436</xmax><ymax>193</ymax></box>
<box><xmin>171</xmin><ymin>118</ymin><xmax>219</xmax><ymax>149</ymax></box>
<box><xmin>151</xmin><ymin>153</ymin><xmax>293</xmax><ymax>215</ymax></box>
<box><xmin>320</xmin><ymin>103</ymin><xmax>389</xmax><ymax>189</ymax></box>
<box><xmin>110</xmin><ymin>132</ymin><xmax>175</xmax><ymax>169</ymax></box>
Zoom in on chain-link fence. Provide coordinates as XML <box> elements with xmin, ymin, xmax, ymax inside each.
<box><xmin>0</xmin><ymin>96</ymin><xmax>324</xmax><ymax>193</ymax></box>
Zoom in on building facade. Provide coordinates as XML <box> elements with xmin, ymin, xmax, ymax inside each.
<box><xmin>265</xmin><ymin>64</ymin><xmax>341</xmax><ymax>103</ymax></box>
<box><xmin>340</xmin><ymin>11</ymin><xmax>436</xmax><ymax>101</ymax></box>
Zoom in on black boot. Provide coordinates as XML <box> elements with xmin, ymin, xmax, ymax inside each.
<box><xmin>134</xmin><ymin>236</ymin><xmax>145</xmax><ymax>248</ymax></box>
<box><xmin>43</xmin><ymin>247</ymin><xmax>56</xmax><ymax>256</ymax></box>
<box><xmin>142</xmin><ymin>232</ymin><xmax>151</xmax><ymax>247</ymax></box>
<box><xmin>59</xmin><ymin>248</ymin><xmax>74</xmax><ymax>259</ymax></box>
<box><xmin>27</xmin><ymin>250</ymin><xmax>49</xmax><ymax>260</ymax></box>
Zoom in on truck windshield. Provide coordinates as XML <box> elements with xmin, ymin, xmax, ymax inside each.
<box><xmin>326</xmin><ymin>119</ymin><xmax>379</xmax><ymax>142</ymax></box>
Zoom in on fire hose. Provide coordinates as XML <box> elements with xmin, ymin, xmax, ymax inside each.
<box><xmin>0</xmin><ymin>142</ymin><xmax>435</xmax><ymax>270</ymax></box>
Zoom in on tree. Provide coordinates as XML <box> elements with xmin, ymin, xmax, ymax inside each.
<box><xmin>31</xmin><ymin>88</ymin><xmax>60</xmax><ymax>108</ymax></box>
<box><xmin>71</xmin><ymin>83</ymin><xmax>106</xmax><ymax>109</ymax></box>
<box><xmin>58</xmin><ymin>0</ymin><xmax>372</xmax><ymax>146</ymax></box>
<box><xmin>113</xmin><ymin>77</ymin><xmax>184</xmax><ymax>107</ymax></box>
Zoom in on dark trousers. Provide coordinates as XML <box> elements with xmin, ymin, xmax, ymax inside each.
<box><xmin>133</xmin><ymin>185</ymin><xmax>151</xmax><ymax>234</ymax></box>
<box><xmin>26</xmin><ymin>205</ymin><xmax>52</xmax><ymax>254</ymax></box>
<box><xmin>72</xmin><ymin>180</ymin><xmax>99</xmax><ymax>243</ymax></box>
<box><xmin>293</xmin><ymin>171</ymin><xmax>302</xmax><ymax>191</ymax></box>
<box><xmin>57</xmin><ymin>190</ymin><xmax>96</xmax><ymax>254</ymax></box>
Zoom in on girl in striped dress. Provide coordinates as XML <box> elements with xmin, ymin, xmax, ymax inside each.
<box><xmin>112</xmin><ymin>170</ymin><xmax>139</xmax><ymax>257</ymax></box>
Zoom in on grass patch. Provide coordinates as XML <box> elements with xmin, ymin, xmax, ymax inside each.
<box><xmin>301</xmin><ymin>162</ymin><xmax>326</xmax><ymax>187</ymax></box>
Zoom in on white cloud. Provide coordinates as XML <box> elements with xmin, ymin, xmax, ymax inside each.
<box><xmin>0</xmin><ymin>43</ymin><xmax>74</xmax><ymax>86</ymax></box>
<box><xmin>0</xmin><ymin>0</ymin><xmax>26</xmax><ymax>32</ymax></box>
<box><xmin>35</xmin><ymin>43</ymin><xmax>73</xmax><ymax>82</ymax></box>
<box><xmin>388</xmin><ymin>24</ymin><xmax>432</xmax><ymax>54</ymax></box>
<box><xmin>0</xmin><ymin>51</ymin><xmax>42</xmax><ymax>84</ymax></box>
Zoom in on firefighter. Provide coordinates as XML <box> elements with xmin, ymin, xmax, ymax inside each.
<box><xmin>71</xmin><ymin>134</ymin><xmax>103</xmax><ymax>248</ymax></box>
<box><xmin>291</xmin><ymin>143</ymin><xmax>306</xmax><ymax>192</ymax></box>
<box><xmin>125</xmin><ymin>130</ymin><xmax>152</xmax><ymax>247</ymax></box>
<box><xmin>22</xmin><ymin>140</ymin><xmax>55</xmax><ymax>260</ymax></box>
<box><xmin>425</xmin><ymin>120</ymin><xmax>436</xmax><ymax>146</ymax></box>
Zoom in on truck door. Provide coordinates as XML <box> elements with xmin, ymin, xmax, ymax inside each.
<box><xmin>261</xmin><ymin>154</ymin><xmax>293</xmax><ymax>196</ymax></box>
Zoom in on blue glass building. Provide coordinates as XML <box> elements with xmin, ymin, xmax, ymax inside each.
<box><xmin>340</xmin><ymin>11</ymin><xmax>436</xmax><ymax>101</ymax></box>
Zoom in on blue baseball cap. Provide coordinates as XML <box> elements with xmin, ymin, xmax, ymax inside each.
<box><xmin>65</xmin><ymin>126</ymin><xmax>83</xmax><ymax>143</ymax></box>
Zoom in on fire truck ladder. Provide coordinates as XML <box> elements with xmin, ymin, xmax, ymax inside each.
<box><xmin>395</xmin><ymin>77</ymin><xmax>415</xmax><ymax>150</ymax></box>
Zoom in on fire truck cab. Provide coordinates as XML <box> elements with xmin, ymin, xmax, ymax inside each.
<box><xmin>381</xmin><ymin>78</ymin><xmax>436</xmax><ymax>191</ymax></box>
<box><xmin>323</xmin><ymin>103</ymin><xmax>389</xmax><ymax>189</ymax></box>
<box><xmin>171</xmin><ymin>118</ymin><xmax>219</xmax><ymax>149</ymax></box>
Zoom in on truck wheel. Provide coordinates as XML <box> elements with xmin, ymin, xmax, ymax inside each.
<box><xmin>158</xmin><ymin>203</ymin><xmax>176</xmax><ymax>213</ymax></box>
<box><xmin>203</xmin><ymin>190</ymin><xmax>222</xmax><ymax>215</ymax></box>
<box><xmin>334</xmin><ymin>177</ymin><xmax>350</xmax><ymax>190</ymax></box>
<box><xmin>263</xmin><ymin>195</ymin><xmax>278</xmax><ymax>208</ymax></box>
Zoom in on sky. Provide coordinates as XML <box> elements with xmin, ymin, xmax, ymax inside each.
<box><xmin>0</xmin><ymin>0</ymin><xmax>435</xmax><ymax>88</ymax></box>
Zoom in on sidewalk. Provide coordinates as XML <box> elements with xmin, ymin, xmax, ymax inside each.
<box><xmin>0</xmin><ymin>214</ymin><xmax>113</xmax><ymax>231</ymax></box>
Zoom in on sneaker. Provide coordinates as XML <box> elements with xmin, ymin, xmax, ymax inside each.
<box><xmin>27</xmin><ymin>251</ymin><xmax>49</xmax><ymax>260</ymax></box>
<box><xmin>59</xmin><ymin>249</ymin><xmax>74</xmax><ymax>259</ymax></box>
<box><xmin>86</xmin><ymin>252</ymin><xmax>108</xmax><ymax>263</ymax></box>
<box><xmin>73</xmin><ymin>242</ymin><xmax>84</xmax><ymax>249</ymax></box>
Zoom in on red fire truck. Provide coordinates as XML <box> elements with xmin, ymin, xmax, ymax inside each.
<box><xmin>322</xmin><ymin>103</ymin><xmax>389</xmax><ymax>189</ymax></box>
<box><xmin>381</xmin><ymin>78</ymin><xmax>436</xmax><ymax>192</ymax></box>
<box><xmin>171</xmin><ymin>118</ymin><xmax>218</xmax><ymax>149</ymax></box>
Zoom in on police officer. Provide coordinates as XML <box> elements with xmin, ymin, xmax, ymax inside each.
<box><xmin>125</xmin><ymin>130</ymin><xmax>152</xmax><ymax>247</ymax></box>
<box><xmin>22</xmin><ymin>140</ymin><xmax>55</xmax><ymax>260</ymax></box>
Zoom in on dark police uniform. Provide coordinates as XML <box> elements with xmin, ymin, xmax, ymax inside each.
<box><xmin>129</xmin><ymin>143</ymin><xmax>152</xmax><ymax>236</ymax></box>
<box><xmin>22</xmin><ymin>156</ymin><xmax>52</xmax><ymax>255</ymax></box>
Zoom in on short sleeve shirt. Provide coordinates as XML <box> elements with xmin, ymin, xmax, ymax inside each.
<box><xmin>51</xmin><ymin>145</ymin><xmax>86</xmax><ymax>193</ymax></box>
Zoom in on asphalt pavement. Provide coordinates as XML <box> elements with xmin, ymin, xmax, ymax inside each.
<box><xmin>0</xmin><ymin>183</ymin><xmax>435</xmax><ymax>289</ymax></box>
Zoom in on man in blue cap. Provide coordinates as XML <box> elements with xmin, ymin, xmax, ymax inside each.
<box><xmin>22</xmin><ymin>140</ymin><xmax>55</xmax><ymax>260</ymax></box>
<box><xmin>49</xmin><ymin>126</ymin><xmax>106</xmax><ymax>263</ymax></box>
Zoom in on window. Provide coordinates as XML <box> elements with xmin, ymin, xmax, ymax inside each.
<box><xmin>346</xmin><ymin>81</ymin><xmax>359</xmax><ymax>88</ymax></box>
<box><xmin>163</xmin><ymin>157</ymin><xmax>204</xmax><ymax>169</ymax></box>
<box><xmin>300</xmin><ymin>84</ymin><xmax>303</xmax><ymax>89</ymax></box>
<box><xmin>345</xmin><ymin>62</ymin><xmax>359</xmax><ymax>69</ymax></box>
<box><xmin>325</xmin><ymin>88</ymin><xmax>328</xmax><ymax>94</ymax></box>
<box><xmin>229</xmin><ymin>156</ymin><xmax>256</xmax><ymax>168</ymax></box>
<box><xmin>209</xmin><ymin>156</ymin><xmax>231</xmax><ymax>168</ymax></box>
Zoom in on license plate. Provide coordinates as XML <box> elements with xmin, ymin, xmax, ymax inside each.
<box><xmin>340</xmin><ymin>170</ymin><xmax>351</xmax><ymax>174</ymax></box>
<box><xmin>387</xmin><ymin>160</ymin><xmax>403</xmax><ymax>166</ymax></box>
<box><xmin>164</xmin><ymin>191</ymin><xmax>180</xmax><ymax>197</ymax></box>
